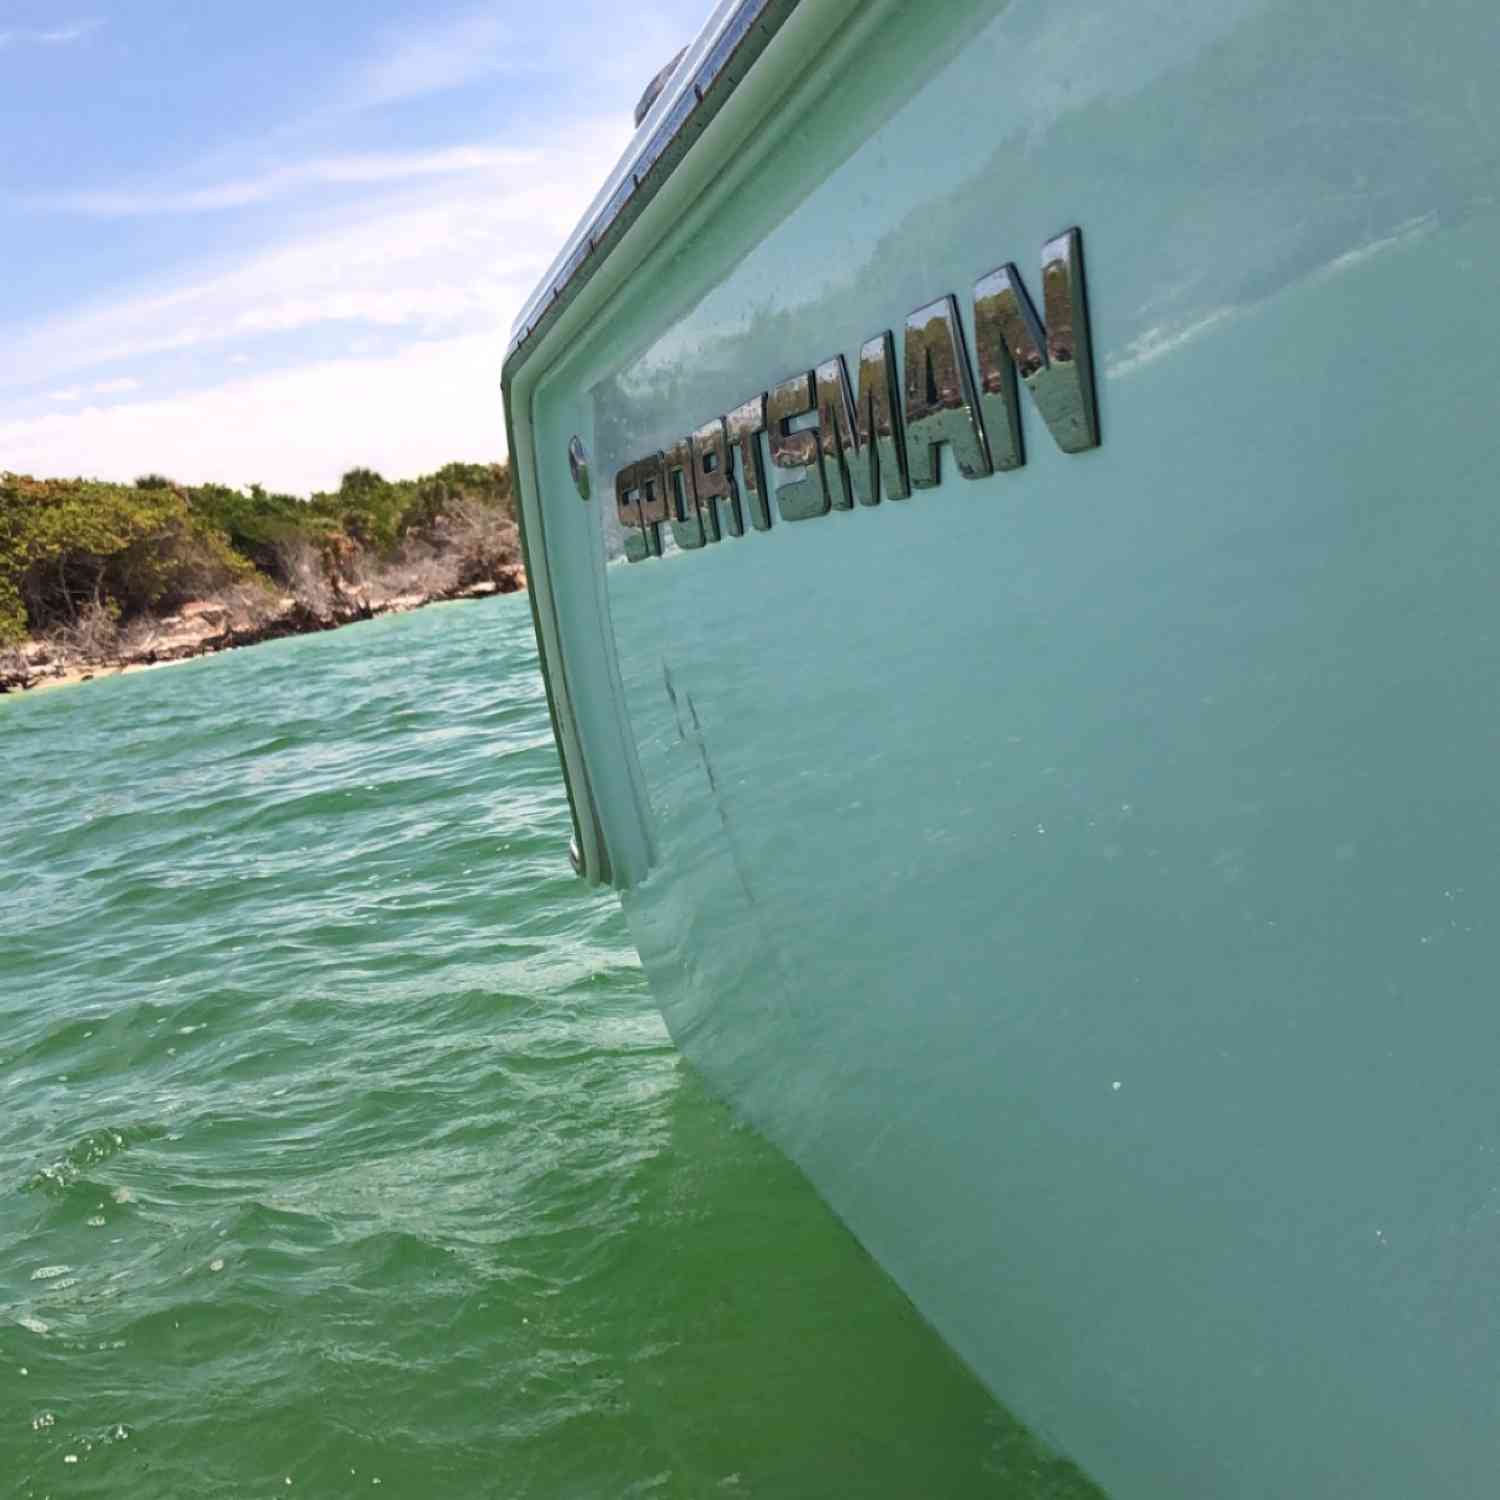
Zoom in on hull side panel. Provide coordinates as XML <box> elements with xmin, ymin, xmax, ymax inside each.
<box><xmin>520</xmin><ymin>1</ymin><xmax>1500</xmax><ymax>1493</ymax></box>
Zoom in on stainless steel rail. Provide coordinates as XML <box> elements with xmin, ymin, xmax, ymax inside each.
<box><xmin>502</xmin><ymin>0</ymin><xmax>799</xmax><ymax>375</ymax></box>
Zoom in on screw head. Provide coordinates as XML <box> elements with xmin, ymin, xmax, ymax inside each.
<box><xmin>568</xmin><ymin>436</ymin><xmax>591</xmax><ymax>501</ymax></box>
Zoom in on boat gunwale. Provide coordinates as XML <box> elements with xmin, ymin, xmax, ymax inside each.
<box><xmin>500</xmin><ymin>0</ymin><xmax>801</xmax><ymax>381</ymax></box>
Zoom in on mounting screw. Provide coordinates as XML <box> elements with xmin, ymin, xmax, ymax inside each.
<box><xmin>568</xmin><ymin>436</ymin><xmax>591</xmax><ymax>501</ymax></box>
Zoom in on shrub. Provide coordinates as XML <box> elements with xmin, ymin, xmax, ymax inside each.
<box><xmin>49</xmin><ymin>599</ymin><xmax>121</xmax><ymax>662</ymax></box>
<box><xmin>0</xmin><ymin>461</ymin><xmax>515</xmax><ymax>647</ymax></box>
<box><xmin>0</xmin><ymin>474</ymin><xmax>253</xmax><ymax>644</ymax></box>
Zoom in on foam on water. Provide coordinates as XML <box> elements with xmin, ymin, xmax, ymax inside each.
<box><xmin>0</xmin><ymin>597</ymin><xmax>1099</xmax><ymax>1498</ymax></box>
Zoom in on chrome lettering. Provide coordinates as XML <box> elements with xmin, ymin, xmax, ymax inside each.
<box><xmin>767</xmin><ymin>372</ymin><xmax>827</xmax><ymax>522</ymax></box>
<box><xmin>692</xmin><ymin>418</ymin><xmax>741</xmax><ymax>538</ymax></box>
<box><xmin>974</xmin><ymin>227</ymin><xmax>1099</xmax><ymax>459</ymax></box>
<box><xmin>664</xmin><ymin>437</ymin><xmax>706</xmax><ymax>549</ymax></box>
<box><xmin>615</xmin><ymin>452</ymin><xmax>666</xmax><ymax>561</ymax></box>
<box><xmin>814</xmin><ymin>357</ymin><xmax>858</xmax><ymax>510</ymax></box>
<box><xmin>853</xmin><ymin>332</ymin><xmax>909</xmax><ymax>504</ymax></box>
<box><xmin>725</xmin><ymin>395</ymin><xmax>773</xmax><ymax>532</ymax></box>
<box><xmin>611</xmin><ymin>229</ymin><xmax>1100</xmax><ymax>562</ymax></box>
<box><xmin>903</xmin><ymin>294</ymin><xmax>991</xmax><ymax>489</ymax></box>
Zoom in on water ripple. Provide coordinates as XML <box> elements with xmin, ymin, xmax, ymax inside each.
<box><xmin>0</xmin><ymin>596</ymin><xmax>1092</xmax><ymax>1498</ymax></box>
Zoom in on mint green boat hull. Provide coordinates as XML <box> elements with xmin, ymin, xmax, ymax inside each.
<box><xmin>505</xmin><ymin>0</ymin><xmax>1500</xmax><ymax>1492</ymax></box>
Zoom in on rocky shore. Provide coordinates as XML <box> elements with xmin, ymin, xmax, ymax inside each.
<box><xmin>0</xmin><ymin>563</ymin><xmax>526</xmax><ymax>696</ymax></box>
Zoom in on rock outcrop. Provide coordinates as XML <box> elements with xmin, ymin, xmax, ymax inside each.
<box><xmin>0</xmin><ymin>563</ymin><xmax>526</xmax><ymax>696</ymax></box>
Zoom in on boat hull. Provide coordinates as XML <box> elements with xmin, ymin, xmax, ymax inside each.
<box><xmin>505</xmin><ymin>0</ymin><xmax>1500</xmax><ymax>1492</ymax></box>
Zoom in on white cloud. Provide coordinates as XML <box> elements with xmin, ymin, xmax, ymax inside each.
<box><xmin>0</xmin><ymin>116</ymin><xmax>634</xmax><ymax>490</ymax></box>
<box><xmin>352</xmin><ymin>10</ymin><xmax>512</xmax><ymax>107</ymax></box>
<box><xmin>1</xmin><ymin>336</ymin><xmax>508</xmax><ymax>494</ymax></box>
<box><xmin>343</xmin><ymin>3</ymin><xmax>692</xmax><ymax>113</ymax></box>
<box><xmin>0</xmin><ymin>0</ymin><xmax>655</xmax><ymax>494</ymax></box>
<box><xmin>0</xmin><ymin>19</ymin><xmax>101</xmax><ymax>49</ymax></box>
<box><xmin>4</xmin><ymin>123</ymin><xmax>627</xmax><ymax>389</ymax></box>
<box><xmin>46</xmin><ymin>145</ymin><xmax>538</xmax><ymax>217</ymax></box>
<box><xmin>46</xmin><ymin>377</ymin><xmax>140</xmax><ymax>401</ymax></box>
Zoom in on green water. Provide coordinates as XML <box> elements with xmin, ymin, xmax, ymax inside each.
<box><xmin>0</xmin><ymin>597</ymin><xmax>1098</xmax><ymax>1498</ymax></box>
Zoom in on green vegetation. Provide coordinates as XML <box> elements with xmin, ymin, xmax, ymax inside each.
<box><xmin>0</xmin><ymin>462</ymin><xmax>515</xmax><ymax>648</ymax></box>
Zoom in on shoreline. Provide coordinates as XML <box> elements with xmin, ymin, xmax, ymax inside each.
<box><xmin>0</xmin><ymin>565</ymin><xmax>526</xmax><ymax>698</ymax></box>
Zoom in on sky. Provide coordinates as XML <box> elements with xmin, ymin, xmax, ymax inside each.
<box><xmin>0</xmin><ymin>0</ymin><xmax>710</xmax><ymax>493</ymax></box>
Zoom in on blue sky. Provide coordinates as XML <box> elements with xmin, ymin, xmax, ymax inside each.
<box><xmin>0</xmin><ymin>0</ymin><xmax>709</xmax><ymax>492</ymax></box>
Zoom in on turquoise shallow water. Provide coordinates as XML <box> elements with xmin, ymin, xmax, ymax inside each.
<box><xmin>0</xmin><ymin>596</ymin><xmax>1097</xmax><ymax>1499</ymax></box>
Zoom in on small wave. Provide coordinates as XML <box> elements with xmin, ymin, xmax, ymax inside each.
<box><xmin>22</xmin><ymin>1122</ymin><xmax>166</xmax><ymax>1196</ymax></box>
<box><xmin>343</xmin><ymin>1229</ymin><xmax>466</xmax><ymax>1290</ymax></box>
<box><xmin>19</xmin><ymin>1012</ymin><xmax>113</xmax><ymax>1064</ymax></box>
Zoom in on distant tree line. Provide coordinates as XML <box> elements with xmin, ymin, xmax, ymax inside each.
<box><xmin>0</xmin><ymin>462</ymin><xmax>515</xmax><ymax>647</ymax></box>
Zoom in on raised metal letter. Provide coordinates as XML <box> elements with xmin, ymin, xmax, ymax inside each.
<box><xmin>725</xmin><ymin>394</ymin><xmax>773</xmax><ymax>531</ymax></box>
<box><xmin>856</xmin><ymin>331</ymin><xmax>909</xmax><ymax>503</ymax></box>
<box><xmin>974</xmin><ymin>227</ymin><xmax>1099</xmax><ymax>459</ymax></box>
<box><xmin>692</xmin><ymin>418</ymin><xmax>742</xmax><ymax>539</ymax></box>
<box><xmin>767</xmin><ymin>372</ymin><xmax>828</xmax><ymax>522</ymax></box>
<box><xmin>816</xmin><ymin>334</ymin><xmax>910</xmax><ymax>506</ymax></box>
<box><xmin>615</xmin><ymin>453</ymin><xmax>666</xmax><ymax>562</ymax></box>
<box><xmin>814</xmin><ymin>357</ymin><xmax>857</xmax><ymax>510</ymax></box>
<box><xmin>903</xmin><ymin>295</ymin><xmax>991</xmax><ymax>489</ymax></box>
<box><xmin>664</xmin><ymin>437</ymin><xmax>706</xmax><ymax>549</ymax></box>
